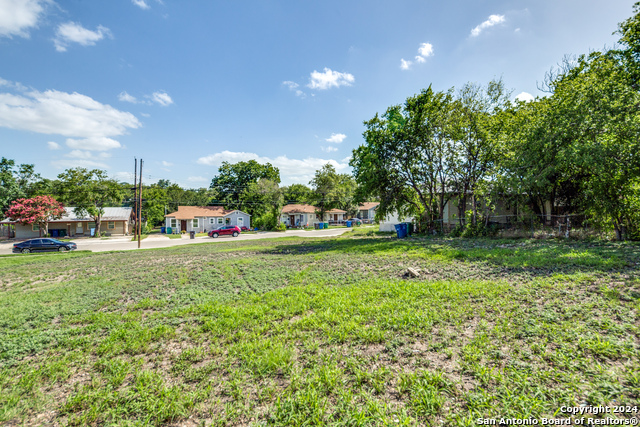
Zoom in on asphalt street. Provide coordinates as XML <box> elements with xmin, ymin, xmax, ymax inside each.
<box><xmin>0</xmin><ymin>227</ymin><xmax>355</xmax><ymax>255</ymax></box>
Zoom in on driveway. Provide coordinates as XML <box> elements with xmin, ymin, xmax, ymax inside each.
<box><xmin>0</xmin><ymin>227</ymin><xmax>357</xmax><ymax>255</ymax></box>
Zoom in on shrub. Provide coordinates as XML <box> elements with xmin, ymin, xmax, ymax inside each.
<box><xmin>275</xmin><ymin>223</ymin><xmax>286</xmax><ymax>232</ymax></box>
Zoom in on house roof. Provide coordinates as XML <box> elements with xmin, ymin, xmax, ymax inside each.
<box><xmin>0</xmin><ymin>207</ymin><xmax>132</xmax><ymax>224</ymax></box>
<box><xmin>165</xmin><ymin>206</ymin><xmax>250</xmax><ymax>220</ymax></box>
<box><xmin>359</xmin><ymin>202</ymin><xmax>380</xmax><ymax>210</ymax></box>
<box><xmin>281</xmin><ymin>204</ymin><xmax>316</xmax><ymax>214</ymax></box>
<box><xmin>326</xmin><ymin>208</ymin><xmax>347</xmax><ymax>214</ymax></box>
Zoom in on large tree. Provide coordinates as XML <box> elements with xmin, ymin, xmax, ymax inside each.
<box><xmin>282</xmin><ymin>184</ymin><xmax>313</xmax><ymax>205</ymax></box>
<box><xmin>210</xmin><ymin>160</ymin><xmax>280</xmax><ymax>214</ymax></box>
<box><xmin>7</xmin><ymin>196</ymin><xmax>65</xmax><ymax>237</ymax></box>
<box><xmin>351</xmin><ymin>86</ymin><xmax>456</xmax><ymax>229</ymax></box>
<box><xmin>57</xmin><ymin>168</ymin><xmax>124</xmax><ymax>237</ymax></box>
<box><xmin>309</xmin><ymin>164</ymin><xmax>340</xmax><ymax>222</ymax></box>
<box><xmin>0</xmin><ymin>158</ymin><xmax>41</xmax><ymax>219</ymax></box>
<box><xmin>242</xmin><ymin>178</ymin><xmax>283</xmax><ymax>229</ymax></box>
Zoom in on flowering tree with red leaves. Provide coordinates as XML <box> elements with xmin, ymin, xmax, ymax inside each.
<box><xmin>7</xmin><ymin>196</ymin><xmax>65</xmax><ymax>237</ymax></box>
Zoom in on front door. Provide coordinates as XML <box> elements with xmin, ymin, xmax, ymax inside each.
<box><xmin>334</xmin><ymin>214</ymin><xmax>338</xmax><ymax>221</ymax></box>
<box><xmin>289</xmin><ymin>215</ymin><xmax>296</xmax><ymax>226</ymax></box>
<box><xmin>181</xmin><ymin>220</ymin><xmax>187</xmax><ymax>231</ymax></box>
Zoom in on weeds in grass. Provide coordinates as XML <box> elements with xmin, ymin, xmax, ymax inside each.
<box><xmin>0</xmin><ymin>235</ymin><xmax>638</xmax><ymax>425</ymax></box>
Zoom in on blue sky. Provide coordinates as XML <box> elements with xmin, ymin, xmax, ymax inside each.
<box><xmin>0</xmin><ymin>0</ymin><xmax>635</xmax><ymax>187</ymax></box>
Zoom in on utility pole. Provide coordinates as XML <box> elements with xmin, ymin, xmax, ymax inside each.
<box><xmin>133</xmin><ymin>158</ymin><xmax>137</xmax><ymax>239</ymax></box>
<box><xmin>138</xmin><ymin>159</ymin><xmax>143</xmax><ymax>248</ymax></box>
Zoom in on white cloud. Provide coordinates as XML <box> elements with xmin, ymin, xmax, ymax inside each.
<box><xmin>325</xmin><ymin>133</ymin><xmax>346</xmax><ymax>143</ymax></box>
<box><xmin>418</xmin><ymin>43</ymin><xmax>434</xmax><ymax>58</ymax></box>
<box><xmin>307</xmin><ymin>68</ymin><xmax>354</xmax><ymax>90</ymax></box>
<box><xmin>321</xmin><ymin>146</ymin><xmax>338</xmax><ymax>153</ymax></box>
<box><xmin>0</xmin><ymin>0</ymin><xmax>46</xmax><ymax>38</ymax></box>
<box><xmin>51</xmin><ymin>159</ymin><xmax>109</xmax><ymax>169</ymax></box>
<box><xmin>0</xmin><ymin>85</ymin><xmax>141</xmax><ymax>142</ymax></box>
<box><xmin>402</xmin><ymin>42</ymin><xmax>433</xmax><ymax>70</ymax></box>
<box><xmin>282</xmin><ymin>81</ymin><xmax>298</xmax><ymax>90</ymax></box>
<box><xmin>162</xmin><ymin>161</ymin><xmax>173</xmax><ymax>167</ymax></box>
<box><xmin>515</xmin><ymin>91</ymin><xmax>534</xmax><ymax>102</ymax></box>
<box><xmin>470</xmin><ymin>14</ymin><xmax>505</xmax><ymax>37</ymax></box>
<box><xmin>65</xmin><ymin>149</ymin><xmax>93</xmax><ymax>159</ymax></box>
<box><xmin>151</xmin><ymin>91</ymin><xmax>173</xmax><ymax>106</ymax></box>
<box><xmin>187</xmin><ymin>176</ymin><xmax>207</xmax><ymax>183</ymax></box>
<box><xmin>282</xmin><ymin>81</ymin><xmax>306</xmax><ymax>98</ymax></box>
<box><xmin>54</xmin><ymin>22</ymin><xmax>111</xmax><ymax>52</ymax></box>
<box><xmin>197</xmin><ymin>150</ymin><xmax>350</xmax><ymax>184</ymax></box>
<box><xmin>65</xmin><ymin>137</ymin><xmax>121</xmax><ymax>151</ymax></box>
<box><xmin>47</xmin><ymin>141</ymin><xmax>60</xmax><ymax>150</ymax></box>
<box><xmin>118</xmin><ymin>91</ymin><xmax>138</xmax><ymax>103</ymax></box>
<box><xmin>132</xmin><ymin>0</ymin><xmax>150</xmax><ymax>9</ymax></box>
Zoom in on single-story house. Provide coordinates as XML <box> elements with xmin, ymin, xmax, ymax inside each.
<box><xmin>280</xmin><ymin>204</ymin><xmax>348</xmax><ymax>226</ymax></box>
<box><xmin>0</xmin><ymin>207</ymin><xmax>133</xmax><ymax>239</ymax></box>
<box><xmin>357</xmin><ymin>202</ymin><xmax>379</xmax><ymax>223</ymax></box>
<box><xmin>280</xmin><ymin>204</ymin><xmax>318</xmax><ymax>227</ymax></box>
<box><xmin>326</xmin><ymin>208</ymin><xmax>347</xmax><ymax>223</ymax></box>
<box><xmin>164</xmin><ymin>206</ymin><xmax>250</xmax><ymax>233</ymax></box>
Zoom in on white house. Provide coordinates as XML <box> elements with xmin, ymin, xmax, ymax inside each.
<box><xmin>357</xmin><ymin>202</ymin><xmax>379</xmax><ymax>223</ymax></box>
<box><xmin>379</xmin><ymin>211</ymin><xmax>415</xmax><ymax>232</ymax></box>
<box><xmin>164</xmin><ymin>206</ymin><xmax>251</xmax><ymax>233</ymax></box>
<box><xmin>280</xmin><ymin>204</ymin><xmax>318</xmax><ymax>227</ymax></box>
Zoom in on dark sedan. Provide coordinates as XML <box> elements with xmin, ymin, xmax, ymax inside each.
<box><xmin>12</xmin><ymin>238</ymin><xmax>77</xmax><ymax>254</ymax></box>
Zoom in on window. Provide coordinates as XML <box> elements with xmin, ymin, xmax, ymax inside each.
<box><xmin>88</xmin><ymin>222</ymin><xmax>96</xmax><ymax>229</ymax></box>
<box><xmin>108</xmin><ymin>221</ymin><xmax>115</xmax><ymax>229</ymax></box>
<box><xmin>192</xmin><ymin>219</ymin><xmax>199</xmax><ymax>228</ymax></box>
<box><xmin>209</xmin><ymin>218</ymin><xmax>215</xmax><ymax>224</ymax></box>
<box><xmin>217</xmin><ymin>218</ymin><xmax>223</xmax><ymax>224</ymax></box>
<box><xmin>170</xmin><ymin>219</ymin><xmax>177</xmax><ymax>228</ymax></box>
<box><xmin>32</xmin><ymin>224</ymin><xmax>40</xmax><ymax>231</ymax></box>
<box><xmin>238</xmin><ymin>217</ymin><xmax>243</xmax><ymax>224</ymax></box>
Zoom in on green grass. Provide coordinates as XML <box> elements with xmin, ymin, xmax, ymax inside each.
<box><xmin>0</xmin><ymin>235</ymin><xmax>638</xmax><ymax>425</ymax></box>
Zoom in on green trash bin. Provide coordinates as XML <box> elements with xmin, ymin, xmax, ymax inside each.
<box><xmin>325</xmin><ymin>222</ymin><xmax>329</xmax><ymax>229</ymax></box>
<box><xmin>167</xmin><ymin>227</ymin><xmax>172</xmax><ymax>234</ymax></box>
<box><xmin>408</xmin><ymin>223</ymin><xmax>414</xmax><ymax>235</ymax></box>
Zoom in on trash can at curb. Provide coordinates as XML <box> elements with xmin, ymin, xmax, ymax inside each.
<box><xmin>394</xmin><ymin>223</ymin><xmax>408</xmax><ymax>238</ymax></box>
<box><xmin>314</xmin><ymin>223</ymin><xmax>319</xmax><ymax>229</ymax></box>
<box><xmin>346</xmin><ymin>221</ymin><xmax>352</xmax><ymax>227</ymax></box>
<box><xmin>189</xmin><ymin>231</ymin><xmax>195</xmax><ymax>239</ymax></box>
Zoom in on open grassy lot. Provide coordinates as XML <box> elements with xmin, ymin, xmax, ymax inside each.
<box><xmin>0</xmin><ymin>231</ymin><xmax>639</xmax><ymax>426</ymax></box>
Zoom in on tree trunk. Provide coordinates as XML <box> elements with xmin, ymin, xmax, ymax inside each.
<box><xmin>94</xmin><ymin>216</ymin><xmax>101</xmax><ymax>237</ymax></box>
<box><xmin>471</xmin><ymin>193</ymin><xmax>478</xmax><ymax>226</ymax></box>
<box><xmin>458</xmin><ymin>195</ymin><xmax>466</xmax><ymax>226</ymax></box>
<box><xmin>614</xmin><ymin>218</ymin><xmax>624</xmax><ymax>241</ymax></box>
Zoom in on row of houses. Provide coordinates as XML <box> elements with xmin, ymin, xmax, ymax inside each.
<box><xmin>164</xmin><ymin>203</ymin><xmax>382</xmax><ymax>232</ymax></box>
<box><xmin>1</xmin><ymin>197</ymin><xmax>528</xmax><ymax>238</ymax></box>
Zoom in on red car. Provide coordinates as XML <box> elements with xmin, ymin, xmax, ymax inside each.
<box><xmin>208</xmin><ymin>225</ymin><xmax>241</xmax><ymax>238</ymax></box>
<box><xmin>240</xmin><ymin>226</ymin><xmax>250</xmax><ymax>232</ymax></box>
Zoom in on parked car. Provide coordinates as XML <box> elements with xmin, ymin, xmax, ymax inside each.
<box><xmin>12</xmin><ymin>238</ymin><xmax>77</xmax><ymax>254</ymax></box>
<box><xmin>240</xmin><ymin>226</ymin><xmax>250</xmax><ymax>232</ymax></box>
<box><xmin>346</xmin><ymin>218</ymin><xmax>363</xmax><ymax>225</ymax></box>
<box><xmin>208</xmin><ymin>225</ymin><xmax>241</xmax><ymax>238</ymax></box>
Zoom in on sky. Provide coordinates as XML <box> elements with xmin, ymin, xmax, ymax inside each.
<box><xmin>0</xmin><ymin>0</ymin><xmax>636</xmax><ymax>188</ymax></box>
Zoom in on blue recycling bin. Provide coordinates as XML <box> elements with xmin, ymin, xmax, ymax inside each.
<box><xmin>346</xmin><ymin>221</ymin><xmax>352</xmax><ymax>227</ymax></box>
<box><xmin>161</xmin><ymin>227</ymin><xmax>166</xmax><ymax>234</ymax></box>
<box><xmin>394</xmin><ymin>223</ymin><xmax>408</xmax><ymax>238</ymax></box>
<box><xmin>318</xmin><ymin>222</ymin><xmax>324</xmax><ymax>229</ymax></box>
<box><xmin>51</xmin><ymin>229</ymin><xmax>58</xmax><ymax>237</ymax></box>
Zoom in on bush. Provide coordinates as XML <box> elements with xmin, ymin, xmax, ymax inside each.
<box><xmin>254</xmin><ymin>213</ymin><xmax>279</xmax><ymax>231</ymax></box>
<box><xmin>275</xmin><ymin>223</ymin><xmax>286</xmax><ymax>232</ymax></box>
